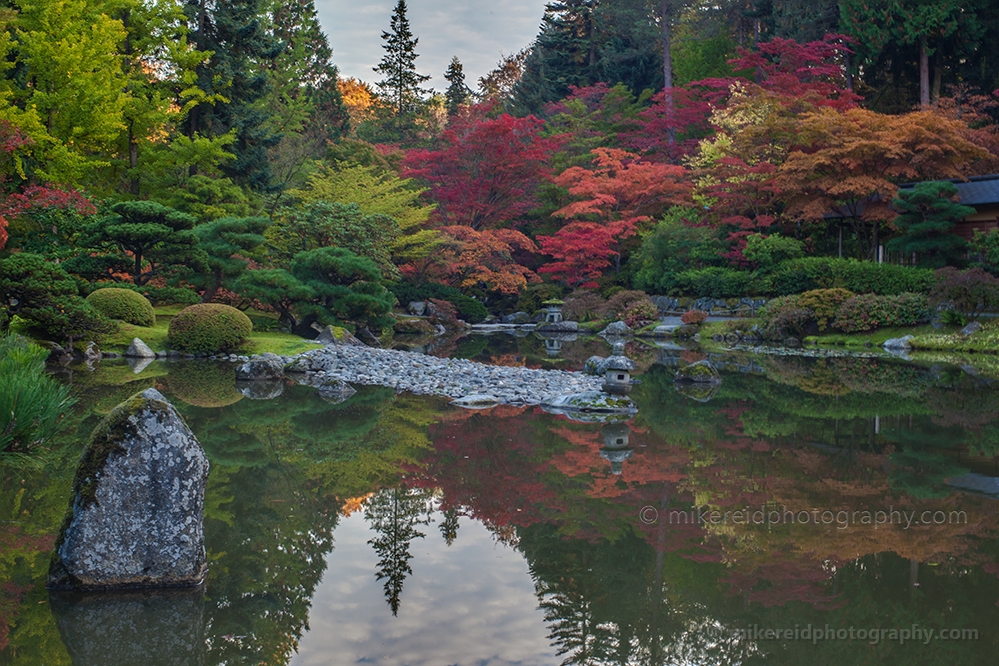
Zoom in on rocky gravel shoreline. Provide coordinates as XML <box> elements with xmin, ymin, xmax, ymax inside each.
<box><xmin>284</xmin><ymin>344</ymin><xmax>605</xmax><ymax>406</ymax></box>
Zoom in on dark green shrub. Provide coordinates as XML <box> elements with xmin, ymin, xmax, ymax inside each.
<box><xmin>105</xmin><ymin>283</ymin><xmax>201</xmax><ymax>305</ymax></box>
<box><xmin>832</xmin><ymin>293</ymin><xmax>933</xmax><ymax>333</ymax></box>
<box><xmin>168</xmin><ymin>303</ymin><xmax>252</xmax><ymax>353</ymax></box>
<box><xmin>0</xmin><ymin>253</ymin><xmax>115</xmax><ymax>345</ymax></box>
<box><xmin>623</xmin><ymin>297</ymin><xmax>659</xmax><ymax>327</ymax></box>
<box><xmin>516</xmin><ymin>283</ymin><xmax>565</xmax><ymax>315</ymax></box>
<box><xmin>797</xmin><ymin>288</ymin><xmax>854</xmax><ymax>331</ymax></box>
<box><xmin>674</xmin><ymin>267</ymin><xmax>753</xmax><ymax>298</ymax></box>
<box><xmin>758</xmin><ymin>296</ymin><xmax>812</xmax><ymax>339</ymax></box>
<box><xmin>387</xmin><ymin>281</ymin><xmax>488</xmax><ymax>323</ymax></box>
<box><xmin>770</xmin><ymin>258</ymin><xmax>935</xmax><ymax>296</ymax></box>
<box><xmin>563</xmin><ymin>290</ymin><xmax>605</xmax><ymax>321</ymax></box>
<box><xmin>0</xmin><ymin>334</ymin><xmax>74</xmax><ymax>457</ymax></box>
<box><xmin>86</xmin><ymin>288</ymin><xmax>156</xmax><ymax>327</ymax></box>
<box><xmin>930</xmin><ymin>267</ymin><xmax>999</xmax><ymax>319</ymax></box>
<box><xmin>600</xmin><ymin>290</ymin><xmax>651</xmax><ymax>319</ymax></box>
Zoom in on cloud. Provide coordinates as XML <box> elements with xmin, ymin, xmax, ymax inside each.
<box><xmin>290</xmin><ymin>511</ymin><xmax>556</xmax><ymax>666</ymax></box>
<box><xmin>315</xmin><ymin>0</ymin><xmax>546</xmax><ymax>89</ymax></box>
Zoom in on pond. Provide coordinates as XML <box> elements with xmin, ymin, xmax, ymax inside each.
<box><xmin>2</xmin><ymin>335</ymin><xmax>999</xmax><ymax>665</ymax></box>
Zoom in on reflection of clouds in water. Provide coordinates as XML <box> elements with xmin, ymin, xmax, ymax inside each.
<box><xmin>291</xmin><ymin>511</ymin><xmax>556</xmax><ymax>666</ymax></box>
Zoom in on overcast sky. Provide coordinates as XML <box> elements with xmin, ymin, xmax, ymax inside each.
<box><xmin>315</xmin><ymin>0</ymin><xmax>548</xmax><ymax>90</ymax></box>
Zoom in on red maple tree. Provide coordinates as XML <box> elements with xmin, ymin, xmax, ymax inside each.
<box><xmin>402</xmin><ymin>107</ymin><xmax>561</xmax><ymax>230</ymax></box>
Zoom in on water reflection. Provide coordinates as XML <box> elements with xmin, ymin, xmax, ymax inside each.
<box><xmin>3</xmin><ymin>348</ymin><xmax>999</xmax><ymax>664</ymax></box>
<box><xmin>49</xmin><ymin>588</ymin><xmax>204</xmax><ymax>666</ymax></box>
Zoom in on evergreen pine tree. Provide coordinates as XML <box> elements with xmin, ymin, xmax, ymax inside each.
<box><xmin>184</xmin><ymin>0</ymin><xmax>281</xmax><ymax>191</ymax></box>
<box><xmin>443</xmin><ymin>56</ymin><xmax>471</xmax><ymax>115</ymax></box>
<box><xmin>373</xmin><ymin>0</ymin><xmax>430</xmax><ymax>115</ymax></box>
<box><xmin>887</xmin><ymin>181</ymin><xmax>974</xmax><ymax>268</ymax></box>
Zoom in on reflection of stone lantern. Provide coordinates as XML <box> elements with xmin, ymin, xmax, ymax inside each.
<box><xmin>544</xmin><ymin>337</ymin><xmax>563</xmax><ymax>357</ymax></box>
<box><xmin>542</xmin><ymin>299</ymin><xmax>565</xmax><ymax>324</ymax></box>
<box><xmin>600</xmin><ymin>423</ymin><xmax>633</xmax><ymax>474</ymax></box>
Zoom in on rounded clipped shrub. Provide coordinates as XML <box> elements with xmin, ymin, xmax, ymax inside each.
<box><xmin>168</xmin><ymin>303</ymin><xmax>252</xmax><ymax>354</ymax></box>
<box><xmin>86</xmin><ymin>288</ymin><xmax>156</xmax><ymax>327</ymax></box>
<box><xmin>797</xmin><ymin>288</ymin><xmax>854</xmax><ymax>331</ymax></box>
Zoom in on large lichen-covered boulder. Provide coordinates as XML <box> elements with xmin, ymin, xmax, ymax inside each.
<box><xmin>674</xmin><ymin>360</ymin><xmax>722</xmax><ymax>384</ymax></box>
<box><xmin>48</xmin><ymin>389</ymin><xmax>209</xmax><ymax>591</ymax></box>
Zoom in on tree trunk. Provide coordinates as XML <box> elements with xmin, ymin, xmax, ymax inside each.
<box><xmin>661</xmin><ymin>1</ymin><xmax>676</xmax><ymax>146</ymax></box>
<box><xmin>919</xmin><ymin>40</ymin><xmax>930</xmax><ymax>107</ymax></box>
<box><xmin>661</xmin><ymin>0</ymin><xmax>673</xmax><ymax>90</ymax></box>
<box><xmin>844</xmin><ymin>50</ymin><xmax>854</xmax><ymax>92</ymax></box>
<box><xmin>932</xmin><ymin>53</ymin><xmax>942</xmax><ymax>105</ymax></box>
<box><xmin>128</xmin><ymin>123</ymin><xmax>139</xmax><ymax>196</ymax></box>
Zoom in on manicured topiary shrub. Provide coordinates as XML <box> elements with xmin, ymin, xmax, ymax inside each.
<box><xmin>86</xmin><ymin>288</ymin><xmax>156</xmax><ymax>327</ymax></box>
<box><xmin>758</xmin><ymin>295</ymin><xmax>812</xmax><ymax>339</ymax></box>
<box><xmin>832</xmin><ymin>293</ymin><xmax>932</xmax><ymax>333</ymax></box>
<box><xmin>797</xmin><ymin>288</ymin><xmax>854</xmax><ymax>331</ymax></box>
<box><xmin>168</xmin><ymin>303</ymin><xmax>252</xmax><ymax>353</ymax></box>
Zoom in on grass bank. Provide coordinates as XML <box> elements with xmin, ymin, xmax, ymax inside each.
<box><xmin>100</xmin><ymin>306</ymin><xmax>332</xmax><ymax>356</ymax></box>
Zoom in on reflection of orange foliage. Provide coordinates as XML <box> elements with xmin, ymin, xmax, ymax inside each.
<box><xmin>340</xmin><ymin>493</ymin><xmax>374</xmax><ymax>516</ymax></box>
<box><xmin>547</xmin><ymin>425</ymin><xmax>688</xmax><ymax>499</ymax></box>
<box><xmin>680</xmin><ymin>350</ymin><xmax>707</xmax><ymax>364</ymax></box>
<box><xmin>489</xmin><ymin>354</ymin><xmax>526</xmax><ymax>367</ymax></box>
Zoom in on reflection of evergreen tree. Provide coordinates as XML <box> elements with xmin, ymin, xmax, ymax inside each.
<box><xmin>366</xmin><ymin>486</ymin><xmax>430</xmax><ymax>615</ymax></box>
<box><xmin>439</xmin><ymin>508</ymin><xmax>459</xmax><ymax>546</ymax></box>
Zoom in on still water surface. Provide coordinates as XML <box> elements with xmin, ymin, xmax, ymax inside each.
<box><xmin>2</xmin><ymin>334</ymin><xmax>999</xmax><ymax>665</ymax></box>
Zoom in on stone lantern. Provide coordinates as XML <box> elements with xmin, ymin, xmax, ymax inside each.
<box><xmin>601</xmin><ymin>341</ymin><xmax>633</xmax><ymax>395</ymax></box>
<box><xmin>542</xmin><ymin>299</ymin><xmax>565</xmax><ymax>324</ymax></box>
<box><xmin>600</xmin><ymin>423</ymin><xmax>633</xmax><ymax>474</ymax></box>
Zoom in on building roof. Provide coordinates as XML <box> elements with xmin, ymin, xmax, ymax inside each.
<box><xmin>948</xmin><ymin>175</ymin><xmax>999</xmax><ymax>206</ymax></box>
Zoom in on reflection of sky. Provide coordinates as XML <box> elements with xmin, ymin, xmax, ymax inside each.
<box><xmin>291</xmin><ymin>511</ymin><xmax>557</xmax><ymax>666</ymax></box>
<box><xmin>315</xmin><ymin>1</ymin><xmax>548</xmax><ymax>87</ymax></box>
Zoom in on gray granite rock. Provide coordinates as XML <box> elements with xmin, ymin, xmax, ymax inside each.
<box><xmin>451</xmin><ymin>394</ymin><xmax>500</xmax><ymax>409</ymax></box>
<box><xmin>535</xmin><ymin>320</ymin><xmax>579</xmax><ymax>333</ymax></box>
<box><xmin>600</xmin><ymin>321</ymin><xmax>633</xmax><ymax>337</ymax></box>
<box><xmin>542</xmin><ymin>391</ymin><xmax>638</xmax><ymax>418</ymax></box>
<box><xmin>124</xmin><ymin>338</ymin><xmax>156</xmax><ymax>358</ymax></box>
<box><xmin>653</xmin><ymin>325</ymin><xmax>679</xmax><ymax>337</ymax></box>
<box><xmin>960</xmin><ymin>321</ymin><xmax>981</xmax><ymax>336</ymax></box>
<box><xmin>47</xmin><ymin>389</ymin><xmax>209</xmax><ymax>591</ymax></box>
<box><xmin>502</xmin><ymin>312</ymin><xmax>532</xmax><ymax>325</ymax></box>
<box><xmin>407</xmin><ymin>301</ymin><xmax>427</xmax><ymax>316</ymax></box>
<box><xmin>883</xmin><ymin>335</ymin><xmax>914</xmax><ymax>351</ymax></box>
<box><xmin>235</xmin><ymin>354</ymin><xmax>284</xmax><ymax>381</ymax></box>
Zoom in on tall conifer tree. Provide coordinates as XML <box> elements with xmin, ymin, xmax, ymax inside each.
<box><xmin>184</xmin><ymin>0</ymin><xmax>281</xmax><ymax>191</ymax></box>
<box><xmin>443</xmin><ymin>56</ymin><xmax>471</xmax><ymax>115</ymax></box>
<box><xmin>374</xmin><ymin>0</ymin><xmax>430</xmax><ymax>115</ymax></box>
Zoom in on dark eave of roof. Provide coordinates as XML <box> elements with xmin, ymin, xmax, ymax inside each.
<box><xmin>899</xmin><ymin>174</ymin><xmax>999</xmax><ymax>206</ymax></box>
<box><xmin>825</xmin><ymin>174</ymin><xmax>999</xmax><ymax>219</ymax></box>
